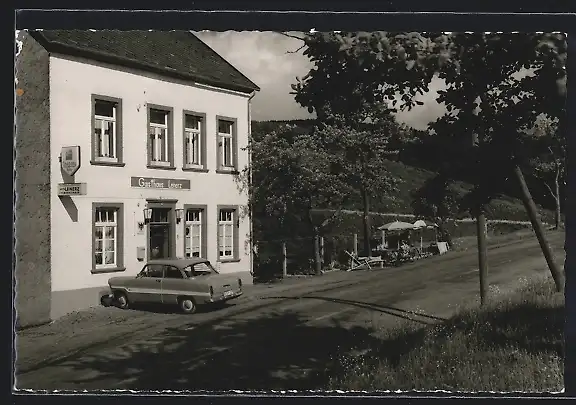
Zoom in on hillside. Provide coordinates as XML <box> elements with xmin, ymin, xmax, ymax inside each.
<box><xmin>252</xmin><ymin>120</ymin><xmax>555</xmax><ymax>226</ymax></box>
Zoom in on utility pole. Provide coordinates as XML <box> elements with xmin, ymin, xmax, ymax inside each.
<box><xmin>513</xmin><ymin>165</ymin><xmax>564</xmax><ymax>292</ymax></box>
<box><xmin>472</xmin><ymin>132</ymin><xmax>489</xmax><ymax>306</ymax></box>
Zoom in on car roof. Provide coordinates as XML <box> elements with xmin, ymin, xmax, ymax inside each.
<box><xmin>146</xmin><ymin>257</ymin><xmax>209</xmax><ymax>269</ymax></box>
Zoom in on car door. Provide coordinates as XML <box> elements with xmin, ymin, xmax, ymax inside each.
<box><xmin>130</xmin><ymin>264</ymin><xmax>163</xmax><ymax>303</ymax></box>
<box><xmin>161</xmin><ymin>265</ymin><xmax>187</xmax><ymax>305</ymax></box>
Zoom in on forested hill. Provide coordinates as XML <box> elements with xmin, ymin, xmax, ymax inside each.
<box><xmin>251</xmin><ymin>119</ymin><xmax>555</xmax><ymax>223</ymax></box>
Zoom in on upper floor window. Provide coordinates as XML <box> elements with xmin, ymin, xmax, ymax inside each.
<box><xmin>91</xmin><ymin>96</ymin><xmax>124</xmax><ymax>167</ymax></box>
<box><xmin>184</xmin><ymin>114</ymin><xmax>206</xmax><ymax>170</ymax></box>
<box><xmin>217</xmin><ymin>118</ymin><xmax>237</xmax><ymax>172</ymax></box>
<box><xmin>147</xmin><ymin>106</ymin><xmax>174</xmax><ymax>169</ymax></box>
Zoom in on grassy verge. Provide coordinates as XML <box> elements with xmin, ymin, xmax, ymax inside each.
<box><xmin>328</xmin><ymin>277</ymin><xmax>564</xmax><ymax>392</ymax></box>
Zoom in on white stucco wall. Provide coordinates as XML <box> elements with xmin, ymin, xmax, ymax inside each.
<box><xmin>49</xmin><ymin>54</ymin><xmax>253</xmax><ymax>292</ymax></box>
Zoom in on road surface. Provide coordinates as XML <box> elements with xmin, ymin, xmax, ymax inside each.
<box><xmin>15</xmin><ymin>231</ymin><xmax>565</xmax><ymax>391</ymax></box>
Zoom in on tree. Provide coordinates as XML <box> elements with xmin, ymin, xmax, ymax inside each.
<box><xmin>290</xmin><ymin>31</ymin><xmax>566</xmax><ymax>295</ymax></box>
<box><xmin>410</xmin><ymin>172</ymin><xmax>461</xmax><ymax>248</ymax></box>
<box><xmin>527</xmin><ymin>118</ymin><xmax>566</xmax><ymax>230</ymax></box>
<box><xmin>314</xmin><ymin>116</ymin><xmax>399</xmax><ymax>256</ymax></box>
<box><xmin>238</xmin><ymin>123</ymin><xmax>354</xmax><ymax>276</ymax></box>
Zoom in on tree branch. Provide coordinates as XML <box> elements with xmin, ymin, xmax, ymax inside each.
<box><xmin>277</xmin><ymin>32</ymin><xmax>306</xmax><ymax>42</ymax></box>
<box><xmin>543</xmin><ymin>182</ymin><xmax>557</xmax><ymax>199</ymax></box>
<box><xmin>287</xmin><ymin>43</ymin><xmax>306</xmax><ymax>54</ymax></box>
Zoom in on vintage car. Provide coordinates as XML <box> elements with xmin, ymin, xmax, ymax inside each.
<box><xmin>102</xmin><ymin>258</ymin><xmax>243</xmax><ymax>314</ymax></box>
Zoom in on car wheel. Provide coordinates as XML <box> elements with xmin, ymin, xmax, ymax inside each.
<box><xmin>100</xmin><ymin>294</ymin><xmax>113</xmax><ymax>307</ymax></box>
<box><xmin>114</xmin><ymin>291</ymin><xmax>129</xmax><ymax>309</ymax></box>
<box><xmin>179</xmin><ymin>297</ymin><xmax>197</xmax><ymax>314</ymax></box>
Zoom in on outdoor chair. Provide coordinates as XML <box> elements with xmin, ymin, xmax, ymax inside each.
<box><xmin>344</xmin><ymin>251</ymin><xmax>384</xmax><ymax>271</ymax></box>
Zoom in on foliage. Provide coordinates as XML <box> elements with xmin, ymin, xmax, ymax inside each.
<box><xmin>410</xmin><ymin>172</ymin><xmax>461</xmax><ymax>222</ymax></box>
<box><xmin>315</xmin><ymin>116</ymin><xmax>399</xmax><ymax>195</ymax></box>
<box><xmin>328</xmin><ymin>278</ymin><xmax>564</xmax><ymax>391</ymax></box>
<box><xmin>291</xmin><ymin>31</ymin><xmax>567</xmax><ymax>213</ymax></box>
<box><xmin>526</xmin><ymin>119</ymin><xmax>566</xmax><ymax>200</ymax></box>
<box><xmin>239</xmin><ymin>123</ymin><xmax>355</xmax><ymax>243</ymax></box>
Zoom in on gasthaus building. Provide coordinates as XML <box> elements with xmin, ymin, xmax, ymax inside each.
<box><xmin>14</xmin><ymin>30</ymin><xmax>260</xmax><ymax>328</ymax></box>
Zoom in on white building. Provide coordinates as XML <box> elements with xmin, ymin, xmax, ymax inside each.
<box><xmin>14</xmin><ymin>30</ymin><xmax>260</xmax><ymax>327</ymax></box>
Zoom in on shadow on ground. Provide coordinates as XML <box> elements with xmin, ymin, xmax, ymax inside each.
<box><xmin>443</xmin><ymin>301</ymin><xmax>565</xmax><ymax>357</ymax></box>
<box><xmin>22</xmin><ymin>291</ymin><xmax>564</xmax><ymax>391</ymax></box>
<box><xmin>44</xmin><ymin>307</ymin><xmax>434</xmax><ymax>391</ymax></box>
<box><xmin>261</xmin><ymin>296</ymin><xmax>447</xmax><ymax>325</ymax></box>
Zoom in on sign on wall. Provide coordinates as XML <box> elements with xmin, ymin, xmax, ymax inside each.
<box><xmin>58</xmin><ymin>183</ymin><xmax>87</xmax><ymax>196</ymax></box>
<box><xmin>61</xmin><ymin>146</ymin><xmax>81</xmax><ymax>176</ymax></box>
<box><xmin>130</xmin><ymin>177</ymin><xmax>191</xmax><ymax>190</ymax></box>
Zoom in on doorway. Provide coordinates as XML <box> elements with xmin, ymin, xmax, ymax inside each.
<box><xmin>147</xmin><ymin>206</ymin><xmax>174</xmax><ymax>260</ymax></box>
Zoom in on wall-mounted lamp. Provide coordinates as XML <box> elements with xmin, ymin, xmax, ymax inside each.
<box><xmin>175</xmin><ymin>208</ymin><xmax>184</xmax><ymax>224</ymax></box>
<box><xmin>143</xmin><ymin>208</ymin><xmax>153</xmax><ymax>224</ymax></box>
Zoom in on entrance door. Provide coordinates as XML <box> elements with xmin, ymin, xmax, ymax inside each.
<box><xmin>148</xmin><ymin>208</ymin><xmax>172</xmax><ymax>259</ymax></box>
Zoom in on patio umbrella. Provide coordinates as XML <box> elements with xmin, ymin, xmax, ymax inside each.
<box><xmin>413</xmin><ymin>220</ymin><xmax>439</xmax><ymax>248</ymax></box>
<box><xmin>378</xmin><ymin>221</ymin><xmax>416</xmax><ymax>249</ymax></box>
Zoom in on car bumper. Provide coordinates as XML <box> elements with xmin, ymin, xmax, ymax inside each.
<box><xmin>207</xmin><ymin>290</ymin><xmax>243</xmax><ymax>303</ymax></box>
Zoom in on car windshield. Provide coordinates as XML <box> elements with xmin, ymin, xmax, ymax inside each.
<box><xmin>183</xmin><ymin>262</ymin><xmax>218</xmax><ymax>277</ymax></box>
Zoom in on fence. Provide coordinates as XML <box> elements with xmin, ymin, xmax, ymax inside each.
<box><xmin>252</xmin><ymin>219</ymin><xmax>536</xmax><ymax>282</ymax></box>
<box><xmin>253</xmin><ymin>235</ymin><xmax>359</xmax><ymax>281</ymax></box>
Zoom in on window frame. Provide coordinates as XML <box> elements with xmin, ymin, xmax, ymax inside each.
<box><xmin>91</xmin><ymin>95</ymin><xmax>125</xmax><ymax>167</ymax></box>
<box><xmin>182</xmin><ymin>111</ymin><xmax>208</xmax><ymax>172</ymax></box>
<box><xmin>91</xmin><ymin>202</ymin><xmax>125</xmax><ymax>274</ymax></box>
<box><xmin>163</xmin><ymin>265</ymin><xmax>185</xmax><ymax>279</ymax></box>
<box><xmin>183</xmin><ymin>204</ymin><xmax>208</xmax><ymax>259</ymax></box>
<box><xmin>216</xmin><ymin>116</ymin><xmax>239</xmax><ymax>174</ymax></box>
<box><xmin>147</xmin><ymin>104</ymin><xmax>175</xmax><ymax>170</ymax></box>
<box><xmin>216</xmin><ymin>205</ymin><xmax>240</xmax><ymax>263</ymax></box>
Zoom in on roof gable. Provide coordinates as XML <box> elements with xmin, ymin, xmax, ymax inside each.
<box><xmin>31</xmin><ymin>30</ymin><xmax>260</xmax><ymax>94</ymax></box>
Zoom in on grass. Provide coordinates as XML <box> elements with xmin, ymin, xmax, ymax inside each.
<box><xmin>327</xmin><ymin>277</ymin><xmax>565</xmax><ymax>392</ymax></box>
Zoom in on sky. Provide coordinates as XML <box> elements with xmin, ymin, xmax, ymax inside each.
<box><xmin>195</xmin><ymin>31</ymin><xmax>447</xmax><ymax>130</ymax></box>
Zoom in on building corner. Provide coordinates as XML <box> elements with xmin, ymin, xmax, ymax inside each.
<box><xmin>14</xmin><ymin>31</ymin><xmax>52</xmax><ymax>328</ymax></box>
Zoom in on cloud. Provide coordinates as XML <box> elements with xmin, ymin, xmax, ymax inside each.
<box><xmin>195</xmin><ymin>31</ymin><xmax>313</xmax><ymax>121</ymax></box>
<box><xmin>394</xmin><ymin>77</ymin><xmax>447</xmax><ymax>130</ymax></box>
<box><xmin>195</xmin><ymin>31</ymin><xmax>446</xmax><ymax>128</ymax></box>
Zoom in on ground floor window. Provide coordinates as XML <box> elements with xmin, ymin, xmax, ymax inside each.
<box><xmin>185</xmin><ymin>209</ymin><xmax>203</xmax><ymax>258</ymax></box>
<box><xmin>217</xmin><ymin>207</ymin><xmax>239</xmax><ymax>261</ymax></box>
<box><xmin>92</xmin><ymin>203</ymin><xmax>124</xmax><ymax>273</ymax></box>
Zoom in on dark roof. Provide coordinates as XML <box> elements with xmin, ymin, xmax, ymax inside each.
<box><xmin>30</xmin><ymin>30</ymin><xmax>260</xmax><ymax>94</ymax></box>
<box><xmin>147</xmin><ymin>258</ymin><xmax>209</xmax><ymax>268</ymax></box>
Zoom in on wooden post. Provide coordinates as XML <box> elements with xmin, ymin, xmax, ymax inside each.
<box><xmin>282</xmin><ymin>242</ymin><xmax>287</xmax><ymax>278</ymax></box>
<box><xmin>514</xmin><ymin>165</ymin><xmax>564</xmax><ymax>292</ymax></box>
<box><xmin>477</xmin><ymin>212</ymin><xmax>488</xmax><ymax>306</ymax></box>
<box><xmin>353</xmin><ymin>233</ymin><xmax>358</xmax><ymax>256</ymax></box>
<box><xmin>320</xmin><ymin>236</ymin><xmax>324</xmax><ymax>266</ymax></box>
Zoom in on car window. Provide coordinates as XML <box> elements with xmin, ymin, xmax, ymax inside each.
<box><xmin>142</xmin><ymin>264</ymin><xmax>163</xmax><ymax>278</ymax></box>
<box><xmin>164</xmin><ymin>266</ymin><xmax>184</xmax><ymax>279</ymax></box>
<box><xmin>193</xmin><ymin>262</ymin><xmax>217</xmax><ymax>276</ymax></box>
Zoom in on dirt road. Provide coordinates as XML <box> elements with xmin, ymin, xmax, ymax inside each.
<box><xmin>15</xmin><ymin>231</ymin><xmax>565</xmax><ymax>391</ymax></box>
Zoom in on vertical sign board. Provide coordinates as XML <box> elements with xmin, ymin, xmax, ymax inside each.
<box><xmin>61</xmin><ymin>146</ymin><xmax>81</xmax><ymax>176</ymax></box>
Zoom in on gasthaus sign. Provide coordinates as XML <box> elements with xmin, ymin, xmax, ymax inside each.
<box><xmin>130</xmin><ymin>177</ymin><xmax>191</xmax><ymax>190</ymax></box>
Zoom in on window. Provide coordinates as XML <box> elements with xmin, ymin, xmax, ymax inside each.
<box><xmin>92</xmin><ymin>203</ymin><xmax>124</xmax><ymax>273</ymax></box>
<box><xmin>184</xmin><ymin>114</ymin><xmax>203</xmax><ymax>168</ymax></box>
<box><xmin>140</xmin><ymin>264</ymin><xmax>163</xmax><ymax>278</ymax></box>
<box><xmin>164</xmin><ymin>266</ymin><xmax>184</xmax><ymax>279</ymax></box>
<box><xmin>185</xmin><ymin>209</ymin><xmax>203</xmax><ymax>258</ymax></box>
<box><xmin>217</xmin><ymin>118</ymin><xmax>237</xmax><ymax>172</ymax></box>
<box><xmin>218</xmin><ymin>209</ymin><xmax>235</xmax><ymax>260</ymax></box>
<box><xmin>183</xmin><ymin>262</ymin><xmax>218</xmax><ymax>278</ymax></box>
<box><xmin>147</xmin><ymin>106</ymin><xmax>174</xmax><ymax>168</ymax></box>
<box><xmin>91</xmin><ymin>96</ymin><xmax>123</xmax><ymax>166</ymax></box>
